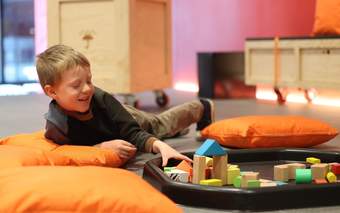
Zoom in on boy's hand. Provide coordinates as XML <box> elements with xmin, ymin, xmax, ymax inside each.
<box><xmin>152</xmin><ymin>140</ymin><xmax>192</xmax><ymax>167</ymax></box>
<box><xmin>97</xmin><ymin>140</ymin><xmax>137</xmax><ymax>160</ymax></box>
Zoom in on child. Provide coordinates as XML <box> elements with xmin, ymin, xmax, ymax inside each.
<box><xmin>36</xmin><ymin>45</ymin><xmax>214</xmax><ymax>166</ymax></box>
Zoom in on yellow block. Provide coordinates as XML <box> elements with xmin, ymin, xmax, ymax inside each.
<box><xmin>200</xmin><ymin>179</ymin><xmax>223</xmax><ymax>186</ymax></box>
<box><xmin>326</xmin><ymin>172</ymin><xmax>337</xmax><ymax>183</ymax></box>
<box><xmin>306</xmin><ymin>157</ymin><xmax>321</xmax><ymax>164</ymax></box>
<box><xmin>205</xmin><ymin>157</ymin><xmax>213</xmax><ymax>167</ymax></box>
<box><xmin>228</xmin><ymin>164</ymin><xmax>239</xmax><ymax>169</ymax></box>
<box><xmin>227</xmin><ymin>167</ymin><xmax>241</xmax><ymax>185</ymax></box>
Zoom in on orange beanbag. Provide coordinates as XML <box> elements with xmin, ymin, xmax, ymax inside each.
<box><xmin>313</xmin><ymin>0</ymin><xmax>340</xmax><ymax>35</ymax></box>
<box><xmin>0</xmin><ymin>145</ymin><xmax>57</xmax><ymax>168</ymax></box>
<box><xmin>201</xmin><ymin>115</ymin><xmax>338</xmax><ymax>148</ymax></box>
<box><xmin>0</xmin><ymin>166</ymin><xmax>182</xmax><ymax>213</ymax></box>
<box><xmin>0</xmin><ymin>131</ymin><xmax>125</xmax><ymax>167</ymax></box>
<box><xmin>0</xmin><ymin>130</ymin><xmax>57</xmax><ymax>151</ymax></box>
<box><xmin>52</xmin><ymin>145</ymin><xmax>124</xmax><ymax>167</ymax></box>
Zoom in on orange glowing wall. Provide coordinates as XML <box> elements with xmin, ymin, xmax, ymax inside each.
<box><xmin>172</xmin><ymin>0</ymin><xmax>316</xmax><ymax>90</ymax></box>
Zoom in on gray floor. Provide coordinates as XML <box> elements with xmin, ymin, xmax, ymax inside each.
<box><xmin>1</xmin><ymin>89</ymin><xmax>340</xmax><ymax>212</ymax></box>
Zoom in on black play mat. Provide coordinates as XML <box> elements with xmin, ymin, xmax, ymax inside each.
<box><xmin>143</xmin><ymin>148</ymin><xmax>340</xmax><ymax>211</ymax></box>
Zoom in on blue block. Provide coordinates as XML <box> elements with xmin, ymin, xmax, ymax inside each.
<box><xmin>275</xmin><ymin>181</ymin><xmax>288</xmax><ymax>186</ymax></box>
<box><xmin>195</xmin><ymin>139</ymin><xmax>226</xmax><ymax>156</ymax></box>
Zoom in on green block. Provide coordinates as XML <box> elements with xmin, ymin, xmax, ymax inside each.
<box><xmin>164</xmin><ymin>167</ymin><xmax>175</xmax><ymax>172</ymax></box>
<box><xmin>247</xmin><ymin>180</ymin><xmax>260</xmax><ymax>188</ymax></box>
<box><xmin>295</xmin><ymin>169</ymin><xmax>312</xmax><ymax>184</ymax></box>
<box><xmin>233</xmin><ymin>176</ymin><xmax>242</xmax><ymax>188</ymax></box>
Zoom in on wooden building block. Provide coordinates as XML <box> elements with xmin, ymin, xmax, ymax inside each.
<box><xmin>200</xmin><ymin>179</ymin><xmax>223</xmax><ymax>187</ymax></box>
<box><xmin>164</xmin><ymin>167</ymin><xmax>176</xmax><ymax>172</ymax></box>
<box><xmin>306</xmin><ymin>157</ymin><xmax>321</xmax><ymax>164</ymax></box>
<box><xmin>241</xmin><ymin>172</ymin><xmax>259</xmax><ymax>188</ymax></box>
<box><xmin>314</xmin><ymin>179</ymin><xmax>328</xmax><ymax>184</ymax></box>
<box><xmin>165</xmin><ymin>169</ymin><xmax>189</xmax><ymax>183</ymax></box>
<box><xmin>274</xmin><ymin>181</ymin><xmax>288</xmax><ymax>186</ymax></box>
<box><xmin>247</xmin><ymin>180</ymin><xmax>260</xmax><ymax>188</ymax></box>
<box><xmin>328</xmin><ymin>162</ymin><xmax>339</xmax><ymax>167</ymax></box>
<box><xmin>311</xmin><ymin>163</ymin><xmax>328</xmax><ymax>180</ymax></box>
<box><xmin>205</xmin><ymin>157</ymin><xmax>213</xmax><ymax>167</ymax></box>
<box><xmin>233</xmin><ymin>176</ymin><xmax>242</xmax><ymax>188</ymax></box>
<box><xmin>205</xmin><ymin>167</ymin><xmax>213</xmax><ymax>179</ymax></box>
<box><xmin>241</xmin><ymin>172</ymin><xmax>259</xmax><ymax>179</ymax></box>
<box><xmin>212</xmin><ymin>155</ymin><xmax>228</xmax><ymax>185</ymax></box>
<box><xmin>326</xmin><ymin>172</ymin><xmax>337</xmax><ymax>183</ymax></box>
<box><xmin>195</xmin><ymin>139</ymin><xmax>226</xmax><ymax>156</ymax></box>
<box><xmin>274</xmin><ymin>165</ymin><xmax>289</xmax><ymax>182</ymax></box>
<box><xmin>228</xmin><ymin>164</ymin><xmax>239</xmax><ymax>169</ymax></box>
<box><xmin>176</xmin><ymin>160</ymin><xmax>192</xmax><ymax>173</ymax></box>
<box><xmin>330</xmin><ymin>163</ymin><xmax>340</xmax><ymax>175</ymax></box>
<box><xmin>192</xmin><ymin>155</ymin><xmax>206</xmax><ymax>184</ymax></box>
<box><xmin>295</xmin><ymin>169</ymin><xmax>312</xmax><ymax>184</ymax></box>
<box><xmin>260</xmin><ymin>182</ymin><xmax>277</xmax><ymax>187</ymax></box>
<box><xmin>287</xmin><ymin>163</ymin><xmax>306</xmax><ymax>179</ymax></box>
<box><xmin>227</xmin><ymin>167</ymin><xmax>241</xmax><ymax>185</ymax></box>
<box><xmin>259</xmin><ymin>179</ymin><xmax>272</xmax><ymax>183</ymax></box>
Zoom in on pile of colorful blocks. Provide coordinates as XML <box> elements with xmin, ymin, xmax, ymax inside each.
<box><xmin>163</xmin><ymin>139</ymin><xmax>340</xmax><ymax>188</ymax></box>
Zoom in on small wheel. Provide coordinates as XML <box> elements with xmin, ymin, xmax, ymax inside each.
<box><xmin>274</xmin><ymin>87</ymin><xmax>286</xmax><ymax>105</ymax></box>
<box><xmin>304</xmin><ymin>88</ymin><xmax>316</xmax><ymax>103</ymax></box>
<box><xmin>154</xmin><ymin>90</ymin><xmax>169</xmax><ymax>107</ymax></box>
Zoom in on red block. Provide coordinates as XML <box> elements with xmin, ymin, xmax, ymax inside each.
<box><xmin>331</xmin><ymin>163</ymin><xmax>340</xmax><ymax>175</ymax></box>
<box><xmin>205</xmin><ymin>167</ymin><xmax>213</xmax><ymax>179</ymax></box>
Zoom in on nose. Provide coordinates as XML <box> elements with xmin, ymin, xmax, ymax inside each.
<box><xmin>82</xmin><ymin>83</ymin><xmax>93</xmax><ymax>94</ymax></box>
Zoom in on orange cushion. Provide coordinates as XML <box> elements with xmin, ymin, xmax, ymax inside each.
<box><xmin>52</xmin><ymin>145</ymin><xmax>125</xmax><ymax>167</ymax></box>
<box><xmin>0</xmin><ymin>145</ymin><xmax>71</xmax><ymax>168</ymax></box>
<box><xmin>0</xmin><ymin>131</ymin><xmax>125</xmax><ymax>167</ymax></box>
<box><xmin>313</xmin><ymin>0</ymin><xmax>340</xmax><ymax>35</ymax></box>
<box><xmin>201</xmin><ymin>115</ymin><xmax>338</xmax><ymax>148</ymax></box>
<box><xmin>0</xmin><ymin>130</ymin><xmax>57</xmax><ymax>151</ymax></box>
<box><xmin>0</xmin><ymin>166</ymin><xmax>182</xmax><ymax>213</ymax></box>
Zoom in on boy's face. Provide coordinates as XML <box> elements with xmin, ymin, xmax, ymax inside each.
<box><xmin>45</xmin><ymin>66</ymin><xmax>94</xmax><ymax>113</ymax></box>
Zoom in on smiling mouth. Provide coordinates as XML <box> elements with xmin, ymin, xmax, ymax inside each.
<box><xmin>78</xmin><ymin>97</ymin><xmax>90</xmax><ymax>102</ymax></box>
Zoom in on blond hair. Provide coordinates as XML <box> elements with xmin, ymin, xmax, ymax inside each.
<box><xmin>36</xmin><ymin>44</ymin><xmax>90</xmax><ymax>90</ymax></box>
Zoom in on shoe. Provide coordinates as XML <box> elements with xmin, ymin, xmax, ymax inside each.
<box><xmin>196</xmin><ymin>98</ymin><xmax>215</xmax><ymax>131</ymax></box>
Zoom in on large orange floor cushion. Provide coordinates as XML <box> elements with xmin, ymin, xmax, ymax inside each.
<box><xmin>313</xmin><ymin>0</ymin><xmax>340</xmax><ymax>35</ymax></box>
<box><xmin>0</xmin><ymin>166</ymin><xmax>182</xmax><ymax>213</ymax></box>
<box><xmin>201</xmin><ymin>115</ymin><xmax>338</xmax><ymax>148</ymax></box>
<box><xmin>0</xmin><ymin>131</ymin><xmax>125</xmax><ymax>167</ymax></box>
<box><xmin>0</xmin><ymin>130</ymin><xmax>57</xmax><ymax>151</ymax></box>
<box><xmin>52</xmin><ymin>145</ymin><xmax>124</xmax><ymax>167</ymax></box>
<box><xmin>0</xmin><ymin>145</ymin><xmax>55</xmax><ymax>169</ymax></box>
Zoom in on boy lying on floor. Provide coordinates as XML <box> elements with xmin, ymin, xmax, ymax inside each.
<box><xmin>36</xmin><ymin>44</ymin><xmax>215</xmax><ymax>166</ymax></box>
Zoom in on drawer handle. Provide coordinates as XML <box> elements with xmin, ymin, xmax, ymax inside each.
<box><xmin>324</xmin><ymin>49</ymin><xmax>331</xmax><ymax>54</ymax></box>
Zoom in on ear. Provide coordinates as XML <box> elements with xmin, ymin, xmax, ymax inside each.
<box><xmin>44</xmin><ymin>85</ymin><xmax>57</xmax><ymax>99</ymax></box>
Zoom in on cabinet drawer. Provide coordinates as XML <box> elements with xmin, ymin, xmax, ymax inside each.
<box><xmin>247</xmin><ymin>48</ymin><xmax>297</xmax><ymax>85</ymax></box>
<box><xmin>301</xmin><ymin>48</ymin><xmax>340</xmax><ymax>87</ymax></box>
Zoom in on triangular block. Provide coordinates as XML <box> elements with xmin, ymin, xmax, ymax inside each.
<box><xmin>195</xmin><ymin>139</ymin><xmax>226</xmax><ymax>156</ymax></box>
<box><xmin>176</xmin><ymin>160</ymin><xmax>192</xmax><ymax>173</ymax></box>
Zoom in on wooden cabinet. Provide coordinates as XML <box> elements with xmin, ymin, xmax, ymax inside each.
<box><xmin>245</xmin><ymin>37</ymin><xmax>340</xmax><ymax>89</ymax></box>
<box><xmin>47</xmin><ymin>0</ymin><xmax>172</xmax><ymax>94</ymax></box>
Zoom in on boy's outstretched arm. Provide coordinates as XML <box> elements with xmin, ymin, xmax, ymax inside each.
<box><xmin>152</xmin><ymin>140</ymin><xmax>192</xmax><ymax>167</ymax></box>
